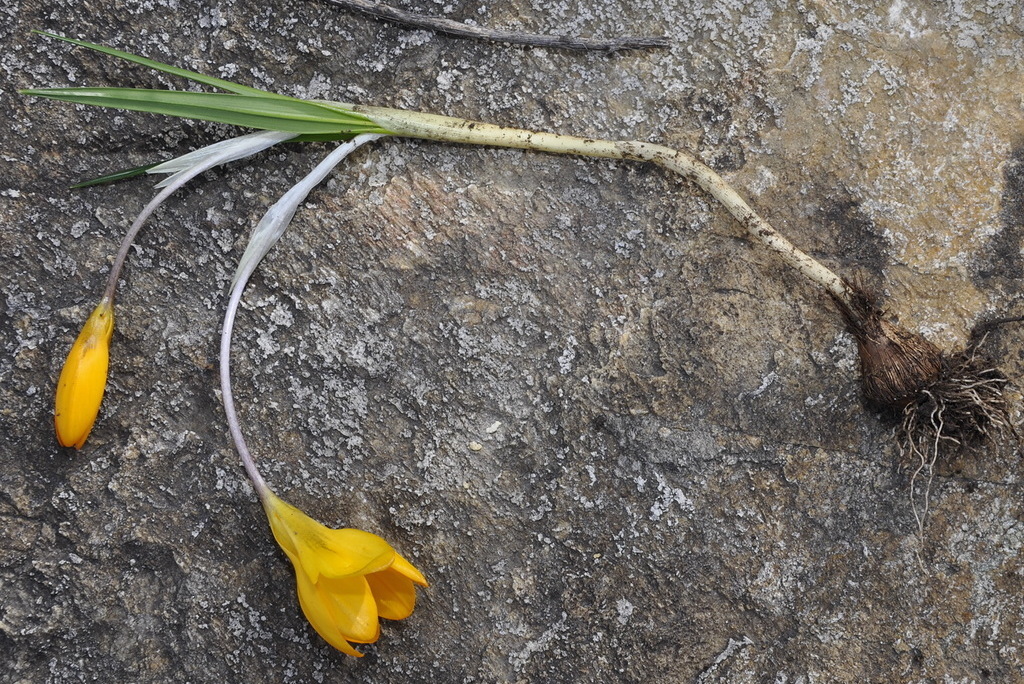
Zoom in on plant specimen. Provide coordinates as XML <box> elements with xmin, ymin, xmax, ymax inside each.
<box><xmin>25</xmin><ymin>28</ymin><xmax>1016</xmax><ymax>651</ymax></box>
<box><xmin>28</xmin><ymin>32</ymin><xmax>1013</xmax><ymax>464</ymax></box>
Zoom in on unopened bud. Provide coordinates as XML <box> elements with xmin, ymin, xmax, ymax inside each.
<box><xmin>54</xmin><ymin>299</ymin><xmax>114</xmax><ymax>448</ymax></box>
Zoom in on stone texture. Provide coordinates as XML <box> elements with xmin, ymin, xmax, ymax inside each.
<box><xmin>3</xmin><ymin>0</ymin><xmax>1024</xmax><ymax>681</ymax></box>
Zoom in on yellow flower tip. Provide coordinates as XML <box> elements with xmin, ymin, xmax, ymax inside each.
<box><xmin>54</xmin><ymin>300</ymin><xmax>114</xmax><ymax>449</ymax></box>
<box><xmin>261</xmin><ymin>491</ymin><xmax>428</xmax><ymax>656</ymax></box>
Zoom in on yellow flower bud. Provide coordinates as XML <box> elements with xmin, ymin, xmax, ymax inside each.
<box><xmin>262</xmin><ymin>491</ymin><xmax>428</xmax><ymax>656</ymax></box>
<box><xmin>54</xmin><ymin>299</ymin><xmax>114</xmax><ymax>449</ymax></box>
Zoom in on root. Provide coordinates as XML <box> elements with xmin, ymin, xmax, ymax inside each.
<box><xmin>836</xmin><ymin>287</ymin><xmax>1018</xmax><ymax>556</ymax></box>
<box><xmin>897</xmin><ymin>341</ymin><xmax>1014</xmax><ymax>543</ymax></box>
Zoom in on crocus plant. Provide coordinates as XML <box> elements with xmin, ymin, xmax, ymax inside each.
<box><xmin>219</xmin><ymin>132</ymin><xmax>427</xmax><ymax>655</ymax></box>
<box><xmin>32</xmin><ymin>32</ymin><xmax>1012</xmax><ymax>464</ymax></box>
<box><xmin>27</xmin><ymin>29</ymin><xmax>1013</xmax><ymax>652</ymax></box>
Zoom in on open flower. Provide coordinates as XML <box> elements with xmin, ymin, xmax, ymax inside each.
<box><xmin>262</xmin><ymin>491</ymin><xmax>428</xmax><ymax>656</ymax></box>
<box><xmin>54</xmin><ymin>298</ymin><xmax>114</xmax><ymax>448</ymax></box>
<box><xmin>212</xmin><ymin>133</ymin><xmax>425</xmax><ymax>656</ymax></box>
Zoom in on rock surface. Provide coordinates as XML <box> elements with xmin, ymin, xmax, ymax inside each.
<box><xmin>3</xmin><ymin>1</ymin><xmax>1024</xmax><ymax>681</ymax></box>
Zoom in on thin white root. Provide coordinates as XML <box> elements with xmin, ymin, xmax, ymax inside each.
<box><xmin>897</xmin><ymin>345</ymin><xmax>1014</xmax><ymax>568</ymax></box>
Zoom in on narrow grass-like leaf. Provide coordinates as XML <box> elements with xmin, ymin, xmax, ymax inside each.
<box><xmin>21</xmin><ymin>88</ymin><xmax>388</xmax><ymax>135</ymax></box>
<box><xmin>26</xmin><ymin>31</ymin><xmax>390</xmax><ymax>137</ymax></box>
<box><xmin>33</xmin><ymin>30</ymin><xmax>281</xmax><ymax>98</ymax></box>
<box><xmin>71</xmin><ymin>163</ymin><xmax>159</xmax><ymax>188</ymax></box>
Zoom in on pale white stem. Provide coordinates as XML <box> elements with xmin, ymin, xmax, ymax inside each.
<box><xmin>232</xmin><ymin>133</ymin><xmax>385</xmax><ymax>287</ymax></box>
<box><xmin>102</xmin><ymin>131</ymin><xmax>295</xmax><ymax>303</ymax></box>
<box><xmin>326</xmin><ymin>102</ymin><xmax>853</xmax><ymax>305</ymax></box>
<box><xmin>220</xmin><ymin>134</ymin><xmax>384</xmax><ymax>499</ymax></box>
<box><xmin>220</xmin><ymin>266</ymin><xmax>270</xmax><ymax>498</ymax></box>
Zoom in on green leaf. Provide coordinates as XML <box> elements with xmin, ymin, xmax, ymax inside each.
<box><xmin>20</xmin><ymin>88</ymin><xmax>388</xmax><ymax>135</ymax></box>
<box><xmin>26</xmin><ymin>31</ymin><xmax>392</xmax><ymax>137</ymax></box>
<box><xmin>33</xmin><ymin>30</ymin><xmax>281</xmax><ymax>98</ymax></box>
<box><xmin>71</xmin><ymin>163</ymin><xmax>159</xmax><ymax>188</ymax></box>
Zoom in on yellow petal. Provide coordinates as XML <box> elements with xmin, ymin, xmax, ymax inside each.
<box><xmin>54</xmin><ymin>300</ymin><xmax>114</xmax><ymax>449</ymax></box>
<box><xmin>262</xmin><ymin>493</ymin><xmax>394</xmax><ymax>583</ymax></box>
<box><xmin>294</xmin><ymin>568</ymin><xmax>365</xmax><ymax>656</ymax></box>
<box><xmin>366</xmin><ymin>567</ymin><xmax>418</xmax><ymax>621</ymax></box>
<box><xmin>314</xmin><ymin>529</ymin><xmax>395</xmax><ymax>580</ymax></box>
<box><xmin>390</xmin><ymin>552</ymin><xmax>429</xmax><ymax>587</ymax></box>
<box><xmin>319</xmin><ymin>574</ymin><xmax>381</xmax><ymax>643</ymax></box>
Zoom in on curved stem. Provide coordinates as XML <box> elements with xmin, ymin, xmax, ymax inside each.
<box><xmin>336</xmin><ymin>103</ymin><xmax>854</xmax><ymax>306</ymax></box>
<box><xmin>101</xmin><ymin>179</ymin><xmax>190</xmax><ymax>303</ymax></box>
<box><xmin>218</xmin><ymin>134</ymin><xmax>384</xmax><ymax>501</ymax></box>
<box><xmin>220</xmin><ymin>257</ymin><xmax>270</xmax><ymax>500</ymax></box>
<box><xmin>617</xmin><ymin>140</ymin><xmax>851</xmax><ymax>302</ymax></box>
<box><xmin>101</xmin><ymin>131</ymin><xmax>294</xmax><ymax>304</ymax></box>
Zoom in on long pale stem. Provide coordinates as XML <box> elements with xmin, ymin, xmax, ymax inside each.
<box><xmin>329</xmin><ymin>103</ymin><xmax>853</xmax><ymax>305</ymax></box>
<box><xmin>219</xmin><ymin>134</ymin><xmax>383</xmax><ymax>501</ymax></box>
<box><xmin>101</xmin><ymin>176</ymin><xmax>195</xmax><ymax>303</ymax></box>
<box><xmin>219</xmin><ymin>264</ymin><xmax>270</xmax><ymax>499</ymax></box>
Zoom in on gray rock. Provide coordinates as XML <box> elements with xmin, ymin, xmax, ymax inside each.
<box><xmin>3</xmin><ymin>1</ymin><xmax>1023</xmax><ymax>681</ymax></box>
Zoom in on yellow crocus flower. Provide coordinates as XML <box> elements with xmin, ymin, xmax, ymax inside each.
<box><xmin>213</xmin><ymin>135</ymin><xmax>424</xmax><ymax>656</ymax></box>
<box><xmin>54</xmin><ymin>298</ymin><xmax>114</xmax><ymax>448</ymax></box>
<box><xmin>261</xmin><ymin>491</ymin><xmax>428</xmax><ymax>656</ymax></box>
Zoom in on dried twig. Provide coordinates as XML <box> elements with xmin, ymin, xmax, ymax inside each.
<box><xmin>314</xmin><ymin>0</ymin><xmax>669</xmax><ymax>51</ymax></box>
